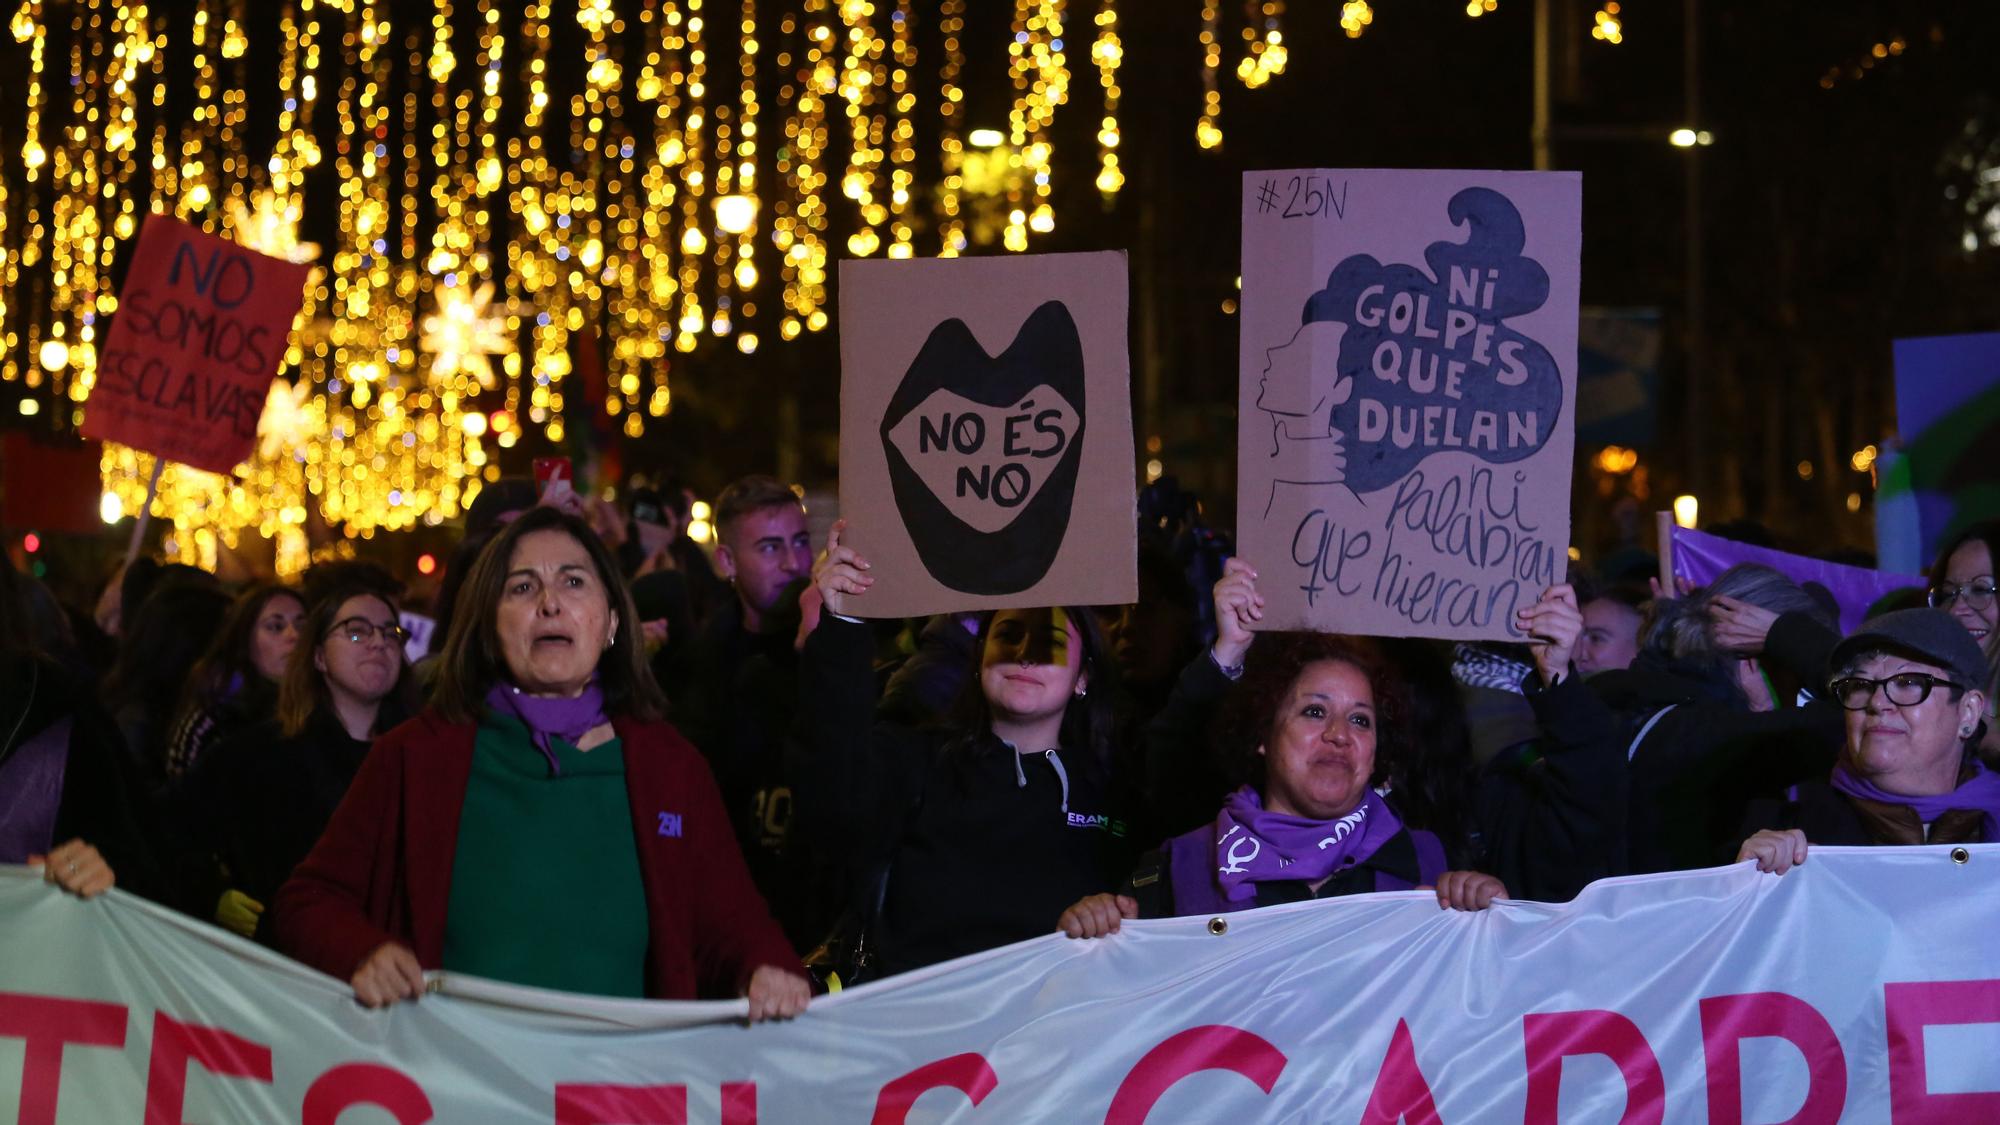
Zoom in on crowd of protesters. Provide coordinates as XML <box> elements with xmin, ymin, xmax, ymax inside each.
<box><xmin>6</xmin><ymin>466</ymin><xmax>1999</xmax><ymax>1021</ymax></box>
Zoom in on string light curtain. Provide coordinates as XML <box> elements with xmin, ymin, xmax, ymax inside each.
<box><xmin>0</xmin><ymin>2</ymin><xmax>1633</xmax><ymax>570</ymax></box>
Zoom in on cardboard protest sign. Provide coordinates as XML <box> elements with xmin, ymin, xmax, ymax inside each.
<box><xmin>1877</xmin><ymin>331</ymin><xmax>2000</xmax><ymax>574</ymax></box>
<box><xmin>82</xmin><ymin>213</ymin><xmax>314</xmax><ymax>475</ymax></box>
<box><xmin>1238</xmin><ymin>169</ymin><xmax>1580</xmax><ymax>639</ymax></box>
<box><xmin>835</xmin><ymin>251</ymin><xmax>1136</xmax><ymax>618</ymax></box>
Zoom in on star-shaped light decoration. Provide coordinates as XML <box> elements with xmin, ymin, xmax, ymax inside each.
<box><xmin>255</xmin><ymin>376</ymin><xmax>319</xmax><ymax>462</ymax></box>
<box><xmin>228</xmin><ymin>191</ymin><xmax>325</xmax><ymax>366</ymax></box>
<box><xmin>420</xmin><ymin>282</ymin><xmax>512</xmax><ymax>389</ymax></box>
<box><xmin>228</xmin><ymin>190</ymin><xmax>323</xmax><ymax>268</ymax></box>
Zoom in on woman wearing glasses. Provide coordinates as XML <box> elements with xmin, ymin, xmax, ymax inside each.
<box><xmin>1927</xmin><ymin>521</ymin><xmax>2000</xmax><ymax>765</ymax></box>
<box><xmin>1739</xmin><ymin>609</ymin><xmax>2000</xmax><ymax>871</ymax></box>
<box><xmin>171</xmin><ymin>585</ymin><xmax>413</xmax><ymax>941</ymax></box>
<box><xmin>275</xmin><ymin>507</ymin><xmax>807</xmax><ymax>1020</ymax></box>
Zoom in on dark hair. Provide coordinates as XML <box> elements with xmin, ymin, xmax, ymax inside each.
<box><xmin>947</xmin><ymin>605</ymin><xmax>1121</xmax><ymax>782</ymax></box>
<box><xmin>431</xmin><ymin>506</ymin><xmax>667</xmax><ymax>723</ymax></box>
<box><xmin>278</xmin><ymin>585</ymin><xmax>405</xmax><ymax>738</ymax></box>
<box><xmin>1640</xmin><ymin>563</ymin><xmax>1829</xmax><ymax>669</ymax></box>
<box><xmin>1217</xmin><ymin>632</ymin><xmax>1411</xmax><ymax>797</ymax></box>
<box><xmin>713</xmin><ymin>474</ymin><xmax>803</xmax><ymax>542</ymax></box>
<box><xmin>101</xmin><ymin>572</ymin><xmax>231</xmax><ymax>769</ymax></box>
<box><xmin>1928</xmin><ymin>520</ymin><xmax>2000</xmax><ymax>680</ymax></box>
<box><xmin>300</xmin><ymin>560</ymin><xmax>404</xmax><ymax>611</ymax></box>
<box><xmin>1578</xmin><ymin>576</ymin><xmax>1650</xmax><ymax>615</ymax></box>
<box><xmin>173</xmin><ymin>584</ymin><xmax>304</xmax><ymax>733</ymax></box>
<box><xmin>1375</xmin><ymin>637</ymin><xmax>1476</xmax><ymax>860</ymax></box>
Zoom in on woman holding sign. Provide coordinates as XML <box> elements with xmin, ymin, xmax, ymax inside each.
<box><xmin>275</xmin><ymin>507</ymin><xmax>808</xmax><ymax>1018</ymax></box>
<box><xmin>1058</xmin><ymin>563</ymin><xmax>1626</xmax><ymax>936</ymax></box>
<box><xmin>1058</xmin><ymin>561</ymin><xmax>1514</xmax><ymax>936</ymax></box>
<box><xmin>802</xmin><ymin>520</ymin><xmax>1136</xmax><ymax>978</ymax></box>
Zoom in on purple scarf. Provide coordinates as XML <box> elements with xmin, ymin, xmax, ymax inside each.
<box><xmin>485</xmin><ymin>680</ymin><xmax>609</xmax><ymax>776</ymax></box>
<box><xmin>1168</xmin><ymin>785</ymin><xmax>1404</xmax><ymax>913</ymax></box>
<box><xmin>1829</xmin><ymin>760</ymin><xmax>2000</xmax><ymax>842</ymax></box>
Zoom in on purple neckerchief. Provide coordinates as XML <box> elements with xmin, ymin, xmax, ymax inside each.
<box><xmin>484</xmin><ymin>680</ymin><xmax>608</xmax><ymax>777</ymax></box>
<box><xmin>1829</xmin><ymin>760</ymin><xmax>2000</xmax><ymax>842</ymax></box>
<box><xmin>0</xmin><ymin>716</ymin><xmax>70</xmax><ymax>864</ymax></box>
<box><xmin>1168</xmin><ymin>785</ymin><xmax>1404</xmax><ymax>912</ymax></box>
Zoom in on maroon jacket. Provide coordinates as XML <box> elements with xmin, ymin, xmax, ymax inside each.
<box><xmin>273</xmin><ymin>708</ymin><xmax>800</xmax><ymax>999</ymax></box>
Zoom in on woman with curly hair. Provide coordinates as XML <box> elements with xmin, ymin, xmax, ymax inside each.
<box><xmin>1059</xmin><ymin>561</ymin><xmax>1539</xmax><ymax>937</ymax></box>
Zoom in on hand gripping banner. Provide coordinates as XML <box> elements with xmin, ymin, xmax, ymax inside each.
<box><xmin>4</xmin><ymin>850</ymin><xmax>2000</xmax><ymax>1122</ymax></box>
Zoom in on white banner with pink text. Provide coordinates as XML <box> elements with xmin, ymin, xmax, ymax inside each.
<box><xmin>5</xmin><ymin>849</ymin><xmax>2000</xmax><ymax>1123</ymax></box>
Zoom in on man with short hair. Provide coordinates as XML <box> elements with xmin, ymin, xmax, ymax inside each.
<box><xmin>712</xmin><ymin>476</ymin><xmax>814</xmax><ymax>634</ymax></box>
<box><xmin>667</xmin><ymin>475</ymin><xmax>828</xmax><ymax>950</ymax></box>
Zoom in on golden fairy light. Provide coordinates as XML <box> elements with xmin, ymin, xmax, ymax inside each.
<box><xmin>1237</xmin><ymin>1</ymin><xmax>1286</xmax><ymax>88</ymax></box>
<box><xmin>1591</xmin><ymin>3</ymin><xmax>1623</xmax><ymax>44</ymax></box>
<box><xmin>1093</xmin><ymin>0</ymin><xmax>1123</xmax><ymax>195</ymax></box>
<box><xmin>1196</xmin><ymin>0</ymin><xmax>1222</xmax><ymax>149</ymax></box>
<box><xmin>1340</xmin><ymin>1</ymin><xmax>1375</xmax><ymax>38</ymax></box>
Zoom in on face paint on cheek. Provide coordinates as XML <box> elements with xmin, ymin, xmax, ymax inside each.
<box><xmin>1045</xmin><ymin>607</ymin><xmax>1073</xmax><ymax>669</ymax></box>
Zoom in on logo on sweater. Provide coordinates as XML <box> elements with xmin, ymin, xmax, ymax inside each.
<box><xmin>1067</xmin><ymin>812</ymin><xmax>1110</xmax><ymax>830</ymax></box>
<box><xmin>657</xmin><ymin>811</ymin><xmax>683</xmax><ymax>838</ymax></box>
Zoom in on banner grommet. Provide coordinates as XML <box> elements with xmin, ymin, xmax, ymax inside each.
<box><xmin>1207</xmin><ymin>918</ymin><xmax>1229</xmax><ymax>936</ymax></box>
<box><xmin>1952</xmin><ymin>847</ymin><xmax>1971</xmax><ymax>865</ymax></box>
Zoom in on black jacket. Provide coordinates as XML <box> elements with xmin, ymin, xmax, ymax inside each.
<box><xmin>1592</xmin><ymin>611</ymin><xmax>1844</xmax><ymax>873</ymax></box>
<box><xmin>796</xmin><ymin>616</ymin><xmax>1136</xmax><ymax>976</ymax></box>
<box><xmin>169</xmin><ymin>707</ymin><xmax>372</xmax><ymax>938</ymax></box>
<box><xmin>875</xmin><ymin>614</ymin><xmax>979</xmax><ymax>728</ymax></box>
<box><xmin>662</xmin><ymin>595</ymin><xmax>834</xmax><ymax>951</ymax></box>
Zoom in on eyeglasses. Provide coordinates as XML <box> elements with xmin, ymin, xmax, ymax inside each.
<box><xmin>1828</xmin><ymin>672</ymin><xmax>1965</xmax><ymax>711</ymax></box>
<box><xmin>1928</xmin><ymin>581</ymin><xmax>1997</xmax><ymax>610</ymax></box>
<box><xmin>328</xmin><ymin>617</ymin><xmax>411</xmax><ymax>646</ymax></box>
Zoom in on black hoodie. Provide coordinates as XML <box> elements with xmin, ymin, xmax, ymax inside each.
<box><xmin>1589</xmin><ymin>611</ymin><xmax>1844</xmax><ymax>873</ymax></box>
<box><xmin>796</xmin><ymin>616</ymin><xmax>1136</xmax><ymax>976</ymax></box>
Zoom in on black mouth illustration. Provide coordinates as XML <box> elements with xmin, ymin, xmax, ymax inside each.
<box><xmin>879</xmin><ymin>300</ymin><xmax>1087</xmax><ymax>596</ymax></box>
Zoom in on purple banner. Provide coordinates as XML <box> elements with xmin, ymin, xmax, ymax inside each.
<box><xmin>1670</xmin><ymin>526</ymin><xmax>1922</xmax><ymax>635</ymax></box>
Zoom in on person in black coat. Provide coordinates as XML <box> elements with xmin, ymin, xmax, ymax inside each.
<box><xmin>799</xmin><ymin>520</ymin><xmax>1136</xmax><ymax>978</ymax></box>
<box><xmin>170</xmin><ymin>584</ymin><xmax>411</xmax><ymax>941</ymax></box>
<box><xmin>1589</xmin><ymin>564</ymin><xmax>1844</xmax><ymax>873</ymax></box>
<box><xmin>1</xmin><ymin>560</ymin><xmax>159</xmax><ymax>901</ymax></box>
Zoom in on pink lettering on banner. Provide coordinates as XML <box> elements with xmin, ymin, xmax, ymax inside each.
<box><xmin>1699</xmin><ymin>992</ymin><xmax>1846</xmax><ymax>1125</ymax></box>
<box><xmin>1885</xmin><ymin>978</ymin><xmax>2000</xmax><ymax>1124</ymax></box>
<box><xmin>1103</xmin><ymin>1024</ymin><xmax>1288</xmax><ymax>1124</ymax></box>
<box><xmin>1359</xmin><ymin>1018</ymin><xmax>1444</xmax><ymax>1125</ymax></box>
<box><xmin>554</xmin><ymin>1084</ymin><xmax>686</xmax><ymax>1125</ymax></box>
<box><xmin>302</xmin><ymin>1062</ymin><xmax>436</xmax><ymax>1125</ymax></box>
<box><xmin>1522</xmin><ymin>1009</ymin><xmax>1666</xmax><ymax>1125</ymax></box>
<box><xmin>0</xmin><ymin>991</ymin><xmax>129</xmax><ymax>1125</ymax></box>
<box><xmin>554</xmin><ymin>1082</ymin><xmax>759</xmax><ymax>1125</ymax></box>
<box><xmin>143</xmin><ymin>1012</ymin><xmax>274</xmax><ymax>1125</ymax></box>
<box><xmin>870</xmin><ymin>1053</ymin><xmax>1000</xmax><ymax>1124</ymax></box>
